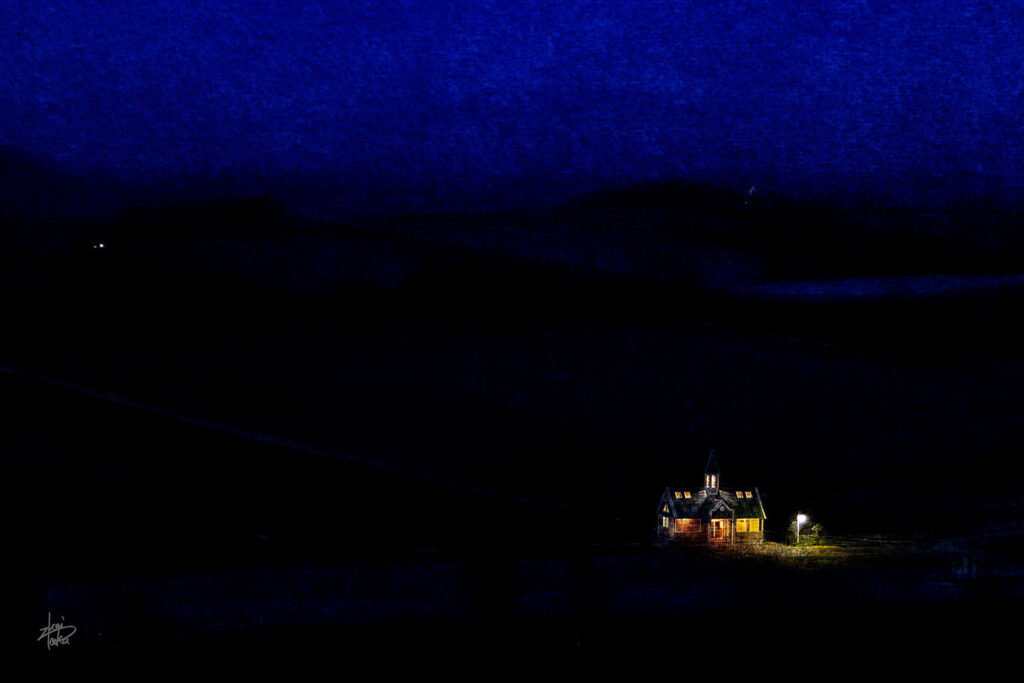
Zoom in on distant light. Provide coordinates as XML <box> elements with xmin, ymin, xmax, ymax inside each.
<box><xmin>99</xmin><ymin>243</ymin><xmax>105</xmax><ymax>248</ymax></box>
<box><xmin>797</xmin><ymin>514</ymin><xmax>808</xmax><ymax>526</ymax></box>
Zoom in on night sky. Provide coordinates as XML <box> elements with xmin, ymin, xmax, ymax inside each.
<box><xmin>2</xmin><ymin>1</ymin><xmax>1023</xmax><ymax>215</ymax></box>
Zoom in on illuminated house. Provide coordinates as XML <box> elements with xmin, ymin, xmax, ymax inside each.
<box><xmin>656</xmin><ymin>451</ymin><xmax>766</xmax><ymax>544</ymax></box>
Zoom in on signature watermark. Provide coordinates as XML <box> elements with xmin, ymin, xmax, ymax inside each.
<box><xmin>38</xmin><ymin>613</ymin><xmax>76</xmax><ymax>650</ymax></box>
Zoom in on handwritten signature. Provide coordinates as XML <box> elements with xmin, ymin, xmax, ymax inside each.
<box><xmin>37</xmin><ymin>613</ymin><xmax>76</xmax><ymax>650</ymax></box>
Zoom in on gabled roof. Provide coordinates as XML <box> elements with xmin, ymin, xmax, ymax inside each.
<box><xmin>663</xmin><ymin>487</ymin><xmax>766</xmax><ymax>520</ymax></box>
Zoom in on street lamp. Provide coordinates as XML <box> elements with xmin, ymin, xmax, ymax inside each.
<box><xmin>796</xmin><ymin>513</ymin><xmax>808</xmax><ymax>545</ymax></box>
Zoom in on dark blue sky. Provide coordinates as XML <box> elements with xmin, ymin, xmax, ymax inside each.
<box><xmin>2</xmin><ymin>1</ymin><xmax>1022</xmax><ymax>215</ymax></box>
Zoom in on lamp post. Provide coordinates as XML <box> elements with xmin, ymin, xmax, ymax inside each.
<box><xmin>796</xmin><ymin>513</ymin><xmax>808</xmax><ymax>545</ymax></box>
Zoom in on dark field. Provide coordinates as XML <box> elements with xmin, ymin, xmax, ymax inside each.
<box><xmin>3</xmin><ymin>193</ymin><xmax>1023</xmax><ymax>669</ymax></box>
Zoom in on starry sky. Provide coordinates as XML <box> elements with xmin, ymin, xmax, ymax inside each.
<box><xmin>2</xmin><ymin>1</ymin><xmax>1022</xmax><ymax>216</ymax></box>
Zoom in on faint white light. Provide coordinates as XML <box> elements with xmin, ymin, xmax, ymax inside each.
<box><xmin>99</xmin><ymin>243</ymin><xmax>105</xmax><ymax>248</ymax></box>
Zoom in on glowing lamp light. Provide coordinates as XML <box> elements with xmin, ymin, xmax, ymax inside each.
<box><xmin>796</xmin><ymin>513</ymin><xmax>808</xmax><ymax>545</ymax></box>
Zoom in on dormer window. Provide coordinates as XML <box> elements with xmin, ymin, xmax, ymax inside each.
<box><xmin>745</xmin><ymin>491</ymin><xmax>753</xmax><ymax>498</ymax></box>
<box><xmin>683</xmin><ymin>491</ymin><xmax>691</xmax><ymax>499</ymax></box>
<box><xmin>674</xmin><ymin>491</ymin><xmax>682</xmax><ymax>499</ymax></box>
<box><xmin>736</xmin><ymin>491</ymin><xmax>745</xmax><ymax>498</ymax></box>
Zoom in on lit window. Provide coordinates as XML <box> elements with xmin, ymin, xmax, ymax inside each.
<box><xmin>745</xmin><ymin>491</ymin><xmax>753</xmax><ymax>498</ymax></box>
<box><xmin>675</xmin><ymin>518</ymin><xmax>700</xmax><ymax>532</ymax></box>
<box><xmin>663</xmin><ymin>505</ymin><xmax>669</xmax><ymax>513</ymax></box>
<box><xmin>674</xmin><ymin>491</ymin><xmax>681</xmax><ymax>499</ymax></box>
<box><xmin>736</xmin><ymin>518</ymin><xmax>762</xmax><ymax>532</ymax></box>
<box><xmin>736</xmin><ymin>491</ymin><xmax>745</xmax><ymax>498</ymax></box>
<box><xmin>683</xmin><ymin>491</ymin><xmax>691</xmax><ymax>499</ymax></box>
<box><xmin>711</xmin><ymin>475</ymin><xmax>717</xmax><ymax>488</ymax></box>
<box><xmin>661</xmin><ymin>517</ymin><xmax>669</xmax><ymax>528</ymax></box>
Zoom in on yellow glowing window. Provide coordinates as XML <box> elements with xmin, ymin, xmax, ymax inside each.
<box><xmin>661</xmin><ymin>517</ymin><xmax>669</xmax><ymax>528</ymax></box>
<box><xmin>674</xmin><ymin>491</ymin><xmax>682</xmax><ymax>499</ymax></box>
<box><xmin>745</xmin><ymin>491</ymin><xmax>753</xmax><ymax>498</ymax></box>
<box><xmin>662</xmin><ymin>505</ymin><xmax>669</xmax><ymax>512</ymax></box>
<box><xmin>674</xmin><ymin>518</ymin><xmax>701</xmax><ymax>532</ymax></box>
<box><xmin>736</xmin><ymin>491</ymin><xmax>745</xmax><ymax>498</ymax></box>
<box><xmin>684</xmin><ymin>491</ymin><xmax>691</xmax><ymax>498</ymax></box>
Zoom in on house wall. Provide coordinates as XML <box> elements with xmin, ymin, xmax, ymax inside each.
<box><xmin>659</xmin><ymin>518</ymin><xmax>765</xmax><ymax>544</ymax></box>
<box><xmin>657</xmin><ymin>513</ymin><xmax>672</xmax><ymax>538</ymax></box>
<box><xmin>672</xmin><ymin>530</ymin><xmax>705</xmax><ymax>544</ymax></box>
<box><xmin>733</xmin><ymin>530</ymin><xmax>765</xmax><ymax>544</ymax></box>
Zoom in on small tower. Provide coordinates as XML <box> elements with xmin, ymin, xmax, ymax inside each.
<box><xmin>704</xmin><ymin>450</ymin><xmax>720</xmax><ymax>494</ymax></box>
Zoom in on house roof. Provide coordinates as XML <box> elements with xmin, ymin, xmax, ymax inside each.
<box><xmin>663</xmin><ymin>487</ymin><xmax>766</xmax><ymax>520</ymax></box>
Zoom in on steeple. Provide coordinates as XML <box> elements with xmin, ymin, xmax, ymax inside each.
<box><xmin>704</xmin><ymin>449</ymin><xmax>720</xmax><ymax>494</ymax></box>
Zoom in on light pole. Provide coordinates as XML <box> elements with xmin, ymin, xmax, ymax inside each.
<box><xmin>796</xmin><ymin>513</ymin><xmax>808</xmax><ymax>545</ymax></box>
